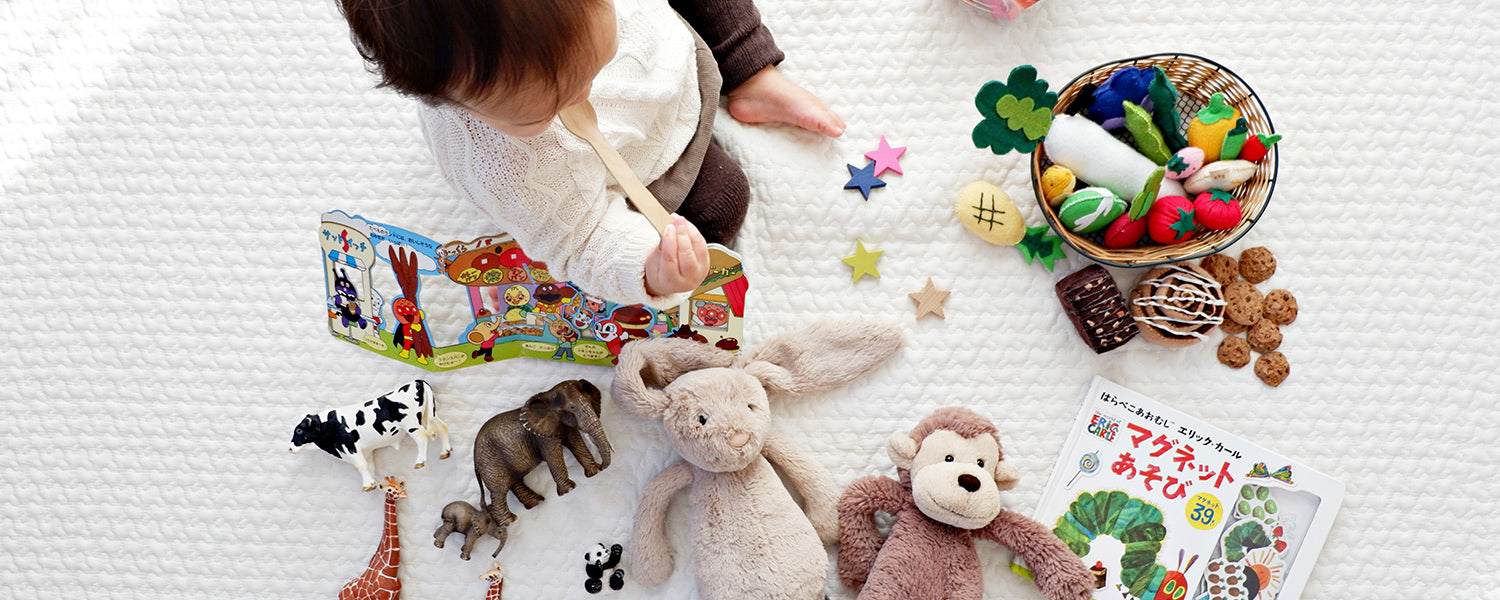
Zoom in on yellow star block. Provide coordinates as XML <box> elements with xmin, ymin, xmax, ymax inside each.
<box><xmin>842</xmin><ymin>240</ymin><xmax>883</xmax><ymax>282</ymax></box>
<box><xmin>908</xmin><ymin>278</ymin><xmax>950</xmax><ymax>320</ymax></box>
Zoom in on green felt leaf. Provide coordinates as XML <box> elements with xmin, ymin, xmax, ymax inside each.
<box><xmin>1123</xmin><ymin>101</ymin><xmax>1170</xmax><ymax>164</ymax></box>
<box><xmin>975</xmin><ymin>80</ymin><xmax>1005</xmax><ymax>120</ymax></box>
<box><xmin>1206</xmin><ymin>190</ymin><xmax>1235</xmax><ymax>204</ymax></box>
<box><xmin>1005</xmin><ymin>65</ymin><xmax>1054</xmax><ymax>106</ymax></box>
<box><xmin>1166</xmin><ymin>154</ymin><xmax>1189</xmax><ymax>176</ymax></box>
<box><xmin>1149</xmin><ymin>66</ymin><xmax>1188</xmax><ymax>150</ymax></box>
<box><xmin>1257</xmin><ymin>133</ymin><xmax>1283</xmax><ymax>147</ymax></box>
<box><xmin>1017</xmin><ymin>225</ymin><xmax>1065</xmax><ymax>271</ymax></box>
<box><xmin>1130</xmin><ymin>167</ymin><xmax>1165</xmax><ymax>220</ymax></box>
<box><xmin>1169</xmin><ymin>207</ymin><xmax>1197</xmax><ymax>240</ymax></box>
<box><xmin>972</xmin><ymin>65</ymin><xmax>1056</xmax><ymax>156</ymax></box>
<box><xmin>1197</xmin><ymin>93</ymin><xmax>1234</xmax><ymax>125</ymax></box>
<box><xmin>995</xmin><ymin>95</ymin><xmax>1053</xmax><ymax>140</ymax></box>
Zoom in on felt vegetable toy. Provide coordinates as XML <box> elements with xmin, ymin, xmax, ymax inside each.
<box><xmin>954</xmin><ymin>181</ymin><xmax>1026</xmax><ymax>245</ymax></box>
<box><xmin>612</xmin><ymin>321</ymin><xmax>904</xmax><ymax>600</ymax></box>
<box><xmin>1123</xmin><ymin>101</ymin><xmax>1171</xmax><ymax>164</ymax></box>
<box><xmin>1041</xmin><ymin>165</ymin><xmax>1077</xmax><ymax>207</ymax></box>
<box><xmin>1148</xmin><ymin>195</ymin><xmax>1198</xmax><ymax>245</ymax></box>
<box><xmin>1058</xmin><ymin>187</ymin><xmax>1126</xmax><ymax>234</ymax></box>
<box><xmin>1088</xmin><ymin>67</ymin><xmax>1154</xmax><ymax>130</ymax></box>
<box><xmin>1103</xmin><ymin>213</ymin><xmax>1147</xmax><ymax>249</ymax></box>
<box><xmin>973</xmin><ymin>65</ymin><xmax>1058</xmax><ymax>156</ymax></box>
<box><xmin>1219</xmin><ymin>118</ymin><xmax>1250</xmax><ymax>161</ymax></box>
<box><xmin>1165</xmin><ymin>147</ymin><xmax>1204</xmax><ymax>180</ymax></box>
<box><xmin>1186</xmin><ymin>93</ymin><xmax>1241</xmax><ymax>163</ymax></box>
<box><xmin>1147</xmin><ymin>66</ymin><xmax>1188</xmax><ymax>150</ymax></box>
<box><xmin>1044</xmin><ymin>114</ymin><xmax>1186</xmax><ymax>204</ymax></box>
<box><xmin>838</xmin><ymin>407</ymin><xmax>1093</xmax><ymax>600</ymax></box>
<box><xmin>1184</xmin><ymin>159</ymin><xmax>1257</xmax><ymax>195</ymax></box>
<box><xmin>1239</xmin><ymin>133</ymin><xmax>1282</xmax><ymax>163</ymax></box>
<box><xmin>1193</xmin><ymin>190</ymin><xmax>1242</xmax><ymax>231</ymax></box>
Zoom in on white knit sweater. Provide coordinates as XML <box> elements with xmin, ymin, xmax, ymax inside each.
<box><xmin>419</xmin><ymin>0</ymin><xmax>699</xmax><ymax>309</ymax></box>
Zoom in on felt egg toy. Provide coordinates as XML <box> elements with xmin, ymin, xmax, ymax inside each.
<box><xmin>1103</xmin><ymin>213</ymin><xmax>1147</xmax><ymax>249</ymax></box>
<box><xmin>1193</xmin><ymin>190</ymin><xmax>1242</xmax><ymax>231</ymax></box>
<box><xmin>1186</xmin><ymin>93</ymin><xmax>1241</xmax><ymax>163</ymax></box>
<box><xmin>954</xmin><ymin>181</ymin><xmax>1026</xmax><ymax>245</ymax></box>
<box><xmin>1184</xmin><ymin>159</ymin><xmax>1257</xmax><ymax>195</ymax></box>
<box><xmin>1041</xmin><ymin>166</ymin><xmax>1077</xmax><ymax>207</ymax></box>
<box><xmin>1147</xmin><ymin>195</ymin><xmax>1198</xmax><ymax>245</ymax></box>
<box><xmin>1045</xmin><ymin>114</ymin><xmax>1187</xmax><ymax>203</ymax></box>
<box><xmin>1059</xmin><ymin>187</ymin><xmax>1127</xmax><ymax>234</ymax></box>
<box><xmin>1123</xmin><ymin>101</ymin><xmax>1171</xmax><ymax>165</ymax></box>
<box><xmin>1239</xmin><ymin>134</ymin><xmax>1283</xmax><ymax>163</ymax></box>
<box><xmin>1165</xmin><ymin>147</ymin><xmax>1204</xmax><ymax>180</ymax></box>
<box><xmin>1089</xmin><ymin>67</ymin><xmax>1154</xmax><ymax>130</ymax></box>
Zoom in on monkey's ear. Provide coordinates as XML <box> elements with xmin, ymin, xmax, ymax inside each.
<box><xmin>994</xmin><ymin>462</ymin><xmax>1020</xmax><ymax>491</ymax></box>
<box><xmin>887</xmin><ymin>433</ymin><xmax>918</xmax><ymax>470</ymax></box>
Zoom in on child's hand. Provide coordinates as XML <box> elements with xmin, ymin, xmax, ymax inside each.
<box><xmin>644</xmin><ymin>215</ymin><xmax>709</xmax><ymax>297</ymax></box>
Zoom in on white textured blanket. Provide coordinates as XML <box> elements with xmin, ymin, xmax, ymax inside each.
<box><xmin>3</xmin><ymin>1</ymin><xmax>1496</xmax><ymax>598</ymax></box>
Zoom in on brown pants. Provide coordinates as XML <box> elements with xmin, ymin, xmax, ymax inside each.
<box><xmin>670</xmin><ymin>0</ymin><xmax>783</xmax><ymax>245</ymax></box>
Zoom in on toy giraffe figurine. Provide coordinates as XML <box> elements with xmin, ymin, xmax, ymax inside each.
<box><xmin>341</xmin><ymin>478</ymin><xmax>406</xmax><ymax>600</ymax></box>
<box><xmin>480</xmin><ymin>564</ymin><xmax>504</xmax><ymax>600</ymax></box>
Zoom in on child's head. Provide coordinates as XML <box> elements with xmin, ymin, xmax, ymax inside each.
<box><xmin>339</xmin><ymin>0</ymin><xmax>618</xmax><ymax>137</ymax></box>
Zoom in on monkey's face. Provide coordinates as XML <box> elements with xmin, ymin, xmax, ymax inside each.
<box><xmin>908</xmin><ymin>430</ymin><xmax>1004</xmax><ymax>529</ymax></box>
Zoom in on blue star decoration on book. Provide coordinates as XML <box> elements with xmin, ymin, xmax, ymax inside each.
<box><xmin>1017</xmin><ymin>225</ymin><xmax>1066</xmax><ymax>271</ymax></box>
<box><xmin>844</xmin><ymin>161</ymin><xmax>887</xmax><ymax>200</ymax></box>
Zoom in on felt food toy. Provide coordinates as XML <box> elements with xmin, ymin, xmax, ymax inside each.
<box><xmin>1055</xmin><ymin>264</ymin><xmax>1139</xmax><ymax>353</ymax></box>
<box><xmin>1193</xmin><ymin>190</ymin><xmax>1243</xmax><ymax>231</ymax></box>
<box><xmin>1041</xmin><ymin>165</ymin><xmax>1077</xmax><ymax>207</ymax></box>
<box><xmin>1122</xmin><ymin>101</ymin><xmax>1170</xmax><ymax>164</ymax></box>
<box><xmin>1147</xmin><ymin>66</ymin><xmax>1188</xmax><ymax>151</ymax></box>
<box><xmin>1045</xmin><ymin>114</ymin><xmax>1187</xmax><ymax>203</ymax></box>
<box><xmin>1103</xmin><ymin>213</ymin><xmax>1146</xmax><ymax>249</ymax></box>
<box><xmin>1165</xmin><ymin>147</ymin><xmax>1204</xmax><ymax>180</ymax></box>
<box><xmin>612</xmin><ymin>321</ymin><xmax>903</xmax><ymax>600</ymax></box>
<box><xmin>1186</xmin><ymin>93</ymin><xmax>1242</xmax><ymax>163</ymax></box>
<box><xmin>838</xmin><ymin>407</ymin><xmax>1095</xmax><ymax>600</ymax></box>
<box><xmin>1147</xmin><ymin>195</ymin><xmax>1198</xmax><ymax>245</ymax></box>
<box><xmin>1219</xmin><ymin>118</ymin><xmax>1250</xmax><ymax>161</ymax></box>
<box><xmin>1058</xmin><ymin>187</ymin><xmax>1126</xmax><ymax>234</ymax></box>
<box><xmin>973</xmin><ymin>65</ymin><xmax>1058</xmax><ymax>156</ymax></box>
<box><xmin>1088</xmin><ymin>66</ymin><xmax>1154</xmax><ymax>130</ymax></box>
<box><xmin>955</xmin><ymin>181</ymin><xmax>1026</xmax><ymax>245</ymax></box>
<box><xmin>1239</xmin><ymin>133</ymin><xmax>1283</xmax><ymax>163</ymax></box>
<box><xmin>1128</xmin><ymin>263</ymin><xmax>1227</xmax><ymax>347</ymax></box>
<box><xmin>1184</xmin><ymin>159</ymin><xmax>1258</xmax><ymax>195</ymax></box>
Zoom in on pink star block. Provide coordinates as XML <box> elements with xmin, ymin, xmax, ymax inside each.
<box><xmin>864</xmin><ymin>136</ymin><xmax>906</xmax><ymax>177</ymax></box>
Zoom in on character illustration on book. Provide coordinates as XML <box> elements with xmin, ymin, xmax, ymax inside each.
<box><xmin>333</xmin><ymin>268</ymin><xmax>368</xmax><ymax>330</ymax></box>
<box><xmin>500</xmin><ymin>285</ymin><xmax>532</xmax><ymax>322</ymax></box>
<box><xmin>1052</xmin><ymin>491</ymin><xmax>1170</xmax><ymax>600</ymax></box>
<box><xmin>388</xmin><ymin>246</ymin><xmax>434</xmax><ymax>365</ymax></box>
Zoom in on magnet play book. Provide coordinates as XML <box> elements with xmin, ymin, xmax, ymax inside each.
<box><xmin>320</xmin><ymin>210</ymin><xmax>747</xmax><ymax>370</ymax></box>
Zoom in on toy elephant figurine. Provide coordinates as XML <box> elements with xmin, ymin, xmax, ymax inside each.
<box><xmin>434</xmin><ymin>500</ymin><xmax>509</xmax><ymax>560</ymax></box>
<box><xmin>474</xmin><ymin>379</ymin><xmax>612</xmax><ymax>526</ymax></box>
<box><xmin>612</xmin><ymin>320</ymin><xmax>904</xmax><ymax>600</ymax></box>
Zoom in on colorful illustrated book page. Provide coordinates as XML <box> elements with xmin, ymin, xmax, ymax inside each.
<box><xmin>320</xmin><ymin>210</ymin><xmax>747</xmax><ymax>370</ymax></box>
<box><xmin>1014</xmin><ymin>377</ymin><xmax>1343</xmax><ymax>600</ymax></box>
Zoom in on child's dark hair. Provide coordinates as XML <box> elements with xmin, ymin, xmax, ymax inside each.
<box><xmin>337</xmin><ymin>0</ymin><xmax>603</xmax><ymax>106</ymax></box>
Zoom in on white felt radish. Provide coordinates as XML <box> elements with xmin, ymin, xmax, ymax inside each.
<box><xmin>1044</xmin><ymin>114</ymin><xmax>1185</xmax><ymax>204</ymax></box>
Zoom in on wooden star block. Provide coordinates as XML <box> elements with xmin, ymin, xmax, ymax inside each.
<box><xmin>909</xmin><ymin>278</ymin><xmax>950</xmax><ymax>320</ymax></box>
<box><xmin>842</xmin><ymin>240</ymin><xmax>883</xmax><ymax>282</ymax></box>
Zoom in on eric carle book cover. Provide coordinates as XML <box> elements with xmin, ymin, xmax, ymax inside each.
<box><xmin>319</xmin><ymin>210</ymin><xmax>747</xmax><ymax>370</ymax></box>
<box><xmin>1015</xmin><ymin>377</ymin><xmax>1343</xmax><ymax>600</ymax></box>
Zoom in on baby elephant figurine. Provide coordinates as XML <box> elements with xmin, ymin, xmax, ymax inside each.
<box><xmin>434</xmin><ymin>500</ymin><xmax>509</xmax><ymax>560</ymax></box>
<box><xmin>612</xmin><ymin>320</ymin><xmax>904</xmax><ymax>600</ymax></box>
<box><xmin>474</xmin><ymin>379</ymin><xmax>612</xmax><ymax>526</ymax></box>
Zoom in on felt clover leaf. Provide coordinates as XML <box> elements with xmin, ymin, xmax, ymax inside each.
<box><xmin>1017</xmin><ymin>224</ymin><xmax>1066</xmax><ymax>271</ymax></box>
<box><xmin>1198</xmin><ymin>93</ymin><xmax>1235</xmax><ymax>125</ymax></box>
<box><xmin>973</xmin><ymin>65</ymin><xmax>1058</xmax><ymax>156</ymax></box>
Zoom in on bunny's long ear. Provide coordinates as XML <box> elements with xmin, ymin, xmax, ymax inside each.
<box><xmin>737</xmin><ymin>321</ymin><xmax>903</xmax><ymax>395</ymax></box>
<box><xmin>611</xmin><ymin>337</ymin><xmax>736</xmax><ymax>418</ymax></box>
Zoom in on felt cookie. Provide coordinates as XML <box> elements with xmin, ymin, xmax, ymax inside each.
<box><xmin>1059</xmin><ymin>187</ymin><xmax>1127</xmax><ymax>234</ymax></box>
<box><xmin>1147</xmin><ymin>66</ymin><xmax>1188</xmax><ymax>151</ymax></box>
<box><xmin>1147</xmin><ymin>195</ymin><xmax>1198</xmax><ymax>245</ymax></box>
<box><xmin>1255</xmin><ymin>351</ymin><xmax>1290</xmax><ymax>387</ymax></box>
<box><xmin>1186</xmin><ymin>93</ymin><xmax>1241</xmax><ymax>162</ymax></box>
<box><xmin>1128</xmin><ymin>263</ymin><xmax>1226</xmax><ymax>347</ymax></box>
<box><xmin>1193</xmin><ymin>190</ymin><xmax>1243</xmax><ymax>231</ymax></box>
<box><xmin>954</xmin><ymin>181</ymin><xmax>1026</xmax><ymax>245</ymax></box>
<box><xmin>1165</xmin><ymin>147</ymin><xmax>1204</xmax><ymax>181</ymax></box>
<box><xmin>1123</xmin><ymin>101</ymin><xmax>1171</xmax><ymax>164</ymax></box>
<box><xmin>1218</xmin><ymin>335</ymin><xmax>1251</xmax><ymax>369</ymax></box>
<box><xmin>1238</xmin><ymin>246</ymin><xmax>1277</xmax><ymax>283</ymax></box>
<box><xmin>1056</xmin><ymin>264</ymin><xmax>1139</xmax><ymax>353</ymax></box>
<box><xmin>1263</xmin><ymin>289</ymin><xmax>1298</xmax><ymax>325</ymax></box>
<box><xmin>1223</xmin><ymin>281</ymin><xmax>1264</xmax><ymax>326</ymax></box>
<box><xmin>1199</xmin><ymin>254</ymin><xmax>1239</xmax><ymax>285</ymax></box>
<box><xmin>1045</xmin><ymin>114</ymin><xmax>1187</xmax><ymax>203</ymax></box>
<box><xmin>1041</xmin><ymin>165</ymin><xmax>1077</xmax><ymax>207</ymax></box>
<box><xmin>1088</xmin><ymin>67</ymin><xmax>1154</xmax><ymax>130</ymax></box>
<box><xmin>1184</xmin><ymin>159</ymin><xmax>1257</xmax><ymax>195</ymax></box>
<box><xmin>1246</xmin><ymin>320</ymin><xmax>1283</xmax><ymax>353</ymax></box>
<box><xmin>1220</xmin><ymin>317</ymin><xmax>1250</xmax><ymax>335</ymax></box>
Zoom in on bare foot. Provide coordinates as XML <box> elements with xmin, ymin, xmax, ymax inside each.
<box><xmin>727</xmin><ymin>66</ymin><xmax>845</xmax><ymax>137</ymax></box>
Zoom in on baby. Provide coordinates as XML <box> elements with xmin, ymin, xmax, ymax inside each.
<box><xmin>338</xmin><ymin>0</ymin><xmax>843</xmax><ymax>307</ymax></box>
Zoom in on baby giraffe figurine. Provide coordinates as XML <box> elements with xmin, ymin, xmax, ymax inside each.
<box><xmin>612</xmin><ymin>320</ymin><xmax>904</xmax><ymax>600</ymax></box>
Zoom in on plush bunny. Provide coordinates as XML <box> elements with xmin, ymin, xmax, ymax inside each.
<box><xmin>612</xmin><ymin>321</ymin><xmax>904</xmax><ymax>600</ymax></box>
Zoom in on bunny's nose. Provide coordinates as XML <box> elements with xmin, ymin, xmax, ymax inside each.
<box><xmin>958</xmin><ymin>474</ymin><xmax>981</xmax><ymax>492</ymax></box>
<box><xmin>728</xmin><ymin>432</ymin><xmax>751</xmax><ymax>448</ymax></box>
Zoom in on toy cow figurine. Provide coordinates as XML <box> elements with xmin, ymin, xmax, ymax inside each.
<box><xmin>290</xmin><ymin>379</ymin><xmax>452</xmax><ymax>491</ymax></box>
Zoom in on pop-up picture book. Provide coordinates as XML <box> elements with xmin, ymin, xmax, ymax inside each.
<box><xmin>319</xmin><ymin>210</ymin><xmax>747</xmax><ymax>370</ymax></box>
<box><xmin>1015</xmin><ymin>377</ymin><xmax>1343</xmax><ymax>600</ymax></box>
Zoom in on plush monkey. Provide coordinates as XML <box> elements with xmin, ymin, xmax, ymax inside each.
<box><xmin>838</xmin><ymin>407</ymin><xmax>1093</xmax><ymax>600</ymax></box>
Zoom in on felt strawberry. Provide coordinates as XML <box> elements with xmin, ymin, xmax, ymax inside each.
<box><xmin>1148</xmin><ymin>195</ymin><xmax>1198</xmax><ymax>245</ymax></box>
<box><xmin>1193</xmin><ymin>190</ymin><xmax>1242</xmax><ymax>231</ymax></box>
<box><xmin>1239</xmin><ymin>134</ymin><xmax>1283</xmax><ymax>163</ymax></box>
<box><xmin>1103</xmin><ymin>213</ymin><xmax>1146</xmax><ymax>249</ymax></box>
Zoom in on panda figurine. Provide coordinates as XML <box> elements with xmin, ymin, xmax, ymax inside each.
<box><xmin>584</xmin><ymin>542</ymin><xmax>625</xmax><ymax>593</ymax></box>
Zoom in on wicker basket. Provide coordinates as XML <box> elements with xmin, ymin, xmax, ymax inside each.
<box><xmin>1032</xmin><ymin>53</ymin><xmax>1279</xmax><ymax>268</ymax></box>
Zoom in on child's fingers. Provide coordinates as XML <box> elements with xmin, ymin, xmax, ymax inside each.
<box><xmin>675</xmin><ymin>221</ymin><xmax>697</xmax><ymax>277</ymax></box>
<box><xmin>659</xmin><ymin>223</ymin><xmax>680</xmax><ymax>275</ymax></box>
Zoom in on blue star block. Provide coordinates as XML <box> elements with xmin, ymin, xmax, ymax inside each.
<box><xmin>844</xmin><ymin>162</ymin><xmax>887</xmax><ymax>200</ymax></box>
